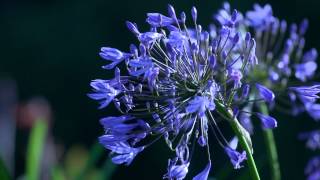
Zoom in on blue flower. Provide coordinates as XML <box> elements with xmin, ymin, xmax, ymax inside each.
<box><xmin>295</xmin><ymin>61</ymin><xmax>317</xmax><ymax>82</ymax></box>
<box><xmin>256</xmin><ymin>113</ymin><xmax>278</xmax><ymax>129</ymax></box>
<box><xmin>88</xmin><ymin>80</ymin><xmax>120</xmax><ymax>109</ymax></box>
<box><xmin>224</xmin><ymin>147</ymin><xmax>247</xmax><ymax>169</ymax></box>
<box><xmin>146</xmin><ymin>13</ymin><xmax>174</xmax><ymax>27</ymax></box>
<box><xmin>305</xmin><ymin>156</ymin><xmax>320</xmax><ymax>180</ymax></box>
<box><xmin>186</xmin><ymin>96</ymin><xmax>215</xmax><ymax>118</ymax></box>
<box><xmin>99</xmin><ymin>47</ymin><xmax>131</xmax><ymax>69</ymax></box>
<box><xmin>246</xmin><ymin>4</ymin><xmax>275</xmax><ymax>30</ymax></box>
<box><xmin>305</xmin><ymin>103</ymin><xmax>320</xmax><ymax>121</ymax></box>
<box><xmin>192</xmin><ymin>161</ymin><xmax>211</xmax><ymax>180</ymax></box>
<box><xmin>100</xmin><ymin>115</ymin><xmax>135</xmax><ymax>132</ymax></box>
<box><xmin>138</xmin><ymin>32</ymin><xmax>163</xmax><ymax>46</ymax></box>
<box><xmin>104</xmin><ymin>142</ymin><xmax>144</xmax><ymax>165</ymax></box>
<box><xmin>165</xmin><ymin>31</ymin><xmax>188</xmax><ymax>49</ymax></box>
<box><xmin>255</xmin><ymin>83</ymin><xmax>275</xmax><ymax>103</ymax></box>
<box><xmin>128</xmin><ymin>56</ymin><xmax>154</xmax><ymax>77</ymax></box>
<box><xmin>144</xmin><ymin>67</ymin><xmax>159</xmax><ymax>91</ymax></box>
<box><xmin>303</xmin><ymin>48</ymin><xmax>318</xmax><ymax>62</ymax></box>
<box><xmin>215</xmin><ymin>3</ymin><xmax>242</xmax><ymax>27</ymax></box>
<box><xmin>289</xmin><ymin>85</ymin><xmax>320</xmax><ymax>103</ymax></box>
<box><xmin>228</xmin><ymin>69</ymin><xmax>243</xmax><ymax>88</ymax></box>
<box><xmin>164</xmin><ymin>159</ymin><xmax>189</xmax><ymax>180</ymax></box>
<box><xmin>239</xmin><ymin>112</ymin><xmax>254</xmax><ymax>134</ymax></box>
<box><xmin>299</xmin><ymin>130</ymin><xmax>320</xmax><ymax>150</ymax></box>
<box><xmin>88</xmin><ymin>68</ymin><xmax>125</xmax><ymax>109</ymax></box>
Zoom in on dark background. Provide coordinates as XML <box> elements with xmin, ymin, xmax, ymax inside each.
<box><xmin>0</xmin><ymin>0</ymin><xmax>319</xmax><ymax>179</ymax></box>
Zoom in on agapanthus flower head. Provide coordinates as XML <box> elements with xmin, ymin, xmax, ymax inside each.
<box><xmin>213</xmin><ymin>2</ymin><xmax>319</xmax><ymax>132</ymax></box>
<box><xmin>89</xmin><ymin>4</ymin><xmax>278</xmax><ymax>179</ymax></box>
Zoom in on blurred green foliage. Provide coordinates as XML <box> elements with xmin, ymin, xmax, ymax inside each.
<box><xmin>0</xmin><ymin>157</ymin><xmax>11</xmax><ymax>180</ymax></box>
<box><xmin>26</xmin><ymin>119</ymin><xmax>48</xmax><ymax>180</ymax></box>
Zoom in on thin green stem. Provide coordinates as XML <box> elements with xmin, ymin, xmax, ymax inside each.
<box><xmin>259</xmin><ymin>102</ymin><xmax>281</xmax><ymax>180</ymax></box>
<box><xmin>229</xmin><ymin>118</ymin><xmax>260</xmax><ymax>180</ymax></box>
<box><xmin>215</xmin><ymin>102</ymin><xmax>260</xmax><ymax>180</ymax></box>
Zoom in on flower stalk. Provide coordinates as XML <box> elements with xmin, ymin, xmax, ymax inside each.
<box><xmin>259</xmin><ymin>102</ymin><xmax>281</xmax><ymax>180</ymax></box>
<box><xmin>215</xmin><ymin>101</ymin><xmax>260</xmax><ymax>180</ymax></box>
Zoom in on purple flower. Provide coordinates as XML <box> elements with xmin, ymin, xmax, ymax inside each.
<box><xmin>305</xmin><ymin>156</ymin><xmax>320</xmax><ymax>180</ymax></box>
<box><xmin>256</xmin><ymin>113</ymin><xmax>278</xmax><ymax>129</ymax></box>
<box><xmin>128</xmin><ymin>57</ymin><xmax>154</xmax><ymax>76</ymax></box>
<box><xmin>186</xmin><ymin>96</ymin><xmax>215</xmax><ymax>117</ymax></box>
<box><xmin>289</xmin><ymin>85</ymin><xmax>320</xmax><ymax>103</ymax></box>
<box><xmin>100</xmin><ymin>115</ymin><xmax>135</xmax><ymax>131</ymax></box>
<box><xmin>168</xmin><ymin>4</ymin><xmax>178</xmax><ymax>22</ymax></box>
<box><xmin>209</xmin><ymin>55</ymin><xmax>216</xmax><ymax>69</ymax></box>
<box><xmin>224</xmin><ymin>147</ymin><xmax>247</xmax><ymax>169</ymax></box>
<box><xmin>146</xmin><ymin>13</ymin><xmax>174</xmax><ymax>27</ymax></box>
<box><xmin>99</xmin><ymin>47</ymin><xmax>131</xmax><ymax>69</ymax></box>
<box><xmin>104</xmin><ymin>142</ymin><xmax>144</xmax><ymax>165</ymax></box>
<box><xmin>144</xmin><ymin>67</ymin><xmax>159</xmax><ymax>91</ymax></box>
<box><xmin>268</xmin><ymin>70</ymin><xmax>280</xmax><ymax>82</ymax></box>
<box><xmin>239</xmin><ymin>112</ymin><xmax>254</xmax><ymax>134</ymax></box>
<box><xmin>246</xmin><ymin>4</ymin><xmax>275</xmax><ymax>30</ymax></box>
<box><xmin>303</xmin><ymin>48</ymin><xmax>318</xmax><ymax>62</ymax></box>
<box><xmin>305</xmin><ymin>103</ymin><xmax>320</xmax><ymax>121</ymax></box>
<box><xmin>126</xmin><ymin>21</ymin><xmax>140</xmax><ymax>36</ymax></box>
<box><xmin>100</xmin><ymin>116</ymin><xmax>149</xmax><ymax>135</ymax></box>
<box><xmin>215</xmin><ymin>3</ymin><xmax>242</xmax><ymax>27</ymax></box>
<box><xmin>166</xmin><ymin>31</ymin><xmax>188</xmax><ymax>48</ymax></box>
<box><xmin>295</xmin><ymin>61</ymin><xmax>317</xmax><ymax>82</ymax></box>
<box><xmin>191</xmin><ymin>6</ymin><xmax>198</xmax><ymax>23</ymax></box>
<box><xmin>255</xmin><ymin>83</ymin><xmax>275</xmax><ymax>103</ymax></box>
<box><xmin>299</xmin><ymin>130</ymin><xmax>320</xmax><ymax>150</ymax></box>
<box><xmin>228</xmin><ymin>69</ymin><xmax>243</xmax><ymax>88</ymax></box>
<box><xmin>88</xmin><ymin>80</ymin><xmax>121</xmax><ymax>109</ymax></box>
<box><xmin>299</xmin><ymin>19</ymin><xmax>309</xmax><ymax>35</ymax></box>
<box><xmin>197</xmin><ymin>135</ymin><xmax>206</xmax><ymax>147</ymax></box>
<box><xmin>241</xmin><ymin>84</ymin><xmax>250</xmax><ymax>99</ymax></box>
<box><xmin>164</xmin><ymin>159</ymin><xmax>189</xmax><ymax>180</ymax></box>
<box><xmin>138</xmin><ymin>32</ymin><xmax>163</xmax><ymax>46</ymax></box>
<box><xmin>192</xmin><ymin>161</ymin><xmax>211</xmax><ymax>180</ymax></box>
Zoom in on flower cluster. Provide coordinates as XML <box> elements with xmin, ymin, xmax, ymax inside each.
<box><xmin>215</xmin><ymin>4</ymin><xmax>320</xmax><ymax>179</ymax></box>
<box><xmin>214</xmin><ymin>3</ymin><xmax>319</xmax><ymax>134</ymax></box>
<box><xmin>88</xmin><ymin>4</ymin><xmax>279</xmax><ymax>179</ymax></box>
<box><xmin>220</xmin><ymin>3</ymin><xmax>320</xmax><ymax>180</ymax></box>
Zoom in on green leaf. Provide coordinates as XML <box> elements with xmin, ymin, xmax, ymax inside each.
<box><xmin>26</xmin><ymin>119</ymin><xmax>48</xmax><ymax>180</ymax></box>
<box><xmin>0</xmin><ymin>156</ymin><xmax>11</xmax><ymax>180</ymax></box>
<box><xmin>74</xmin><ymin>143</ymin><xmax>104</xmax><ymax>180</ymax></box>
<box><xmin>51</xmin><ymin>165</ymin><xmax>65</xmax><ymax>180</ymax></box>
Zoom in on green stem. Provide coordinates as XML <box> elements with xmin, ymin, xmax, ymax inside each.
<box><xmin>215</xmin><ymin>102</ymin><xmax>260</xmax><ymax>180</ymax></box>
<box><xmin>259</xmin><ymin>103</ymin><xmax>281</xmax><ymax>180</ymax></box>
<box><xmin>229</xmin><ymin>117</ymin><xmax>260</xmax><ymax>180</ymax></box>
